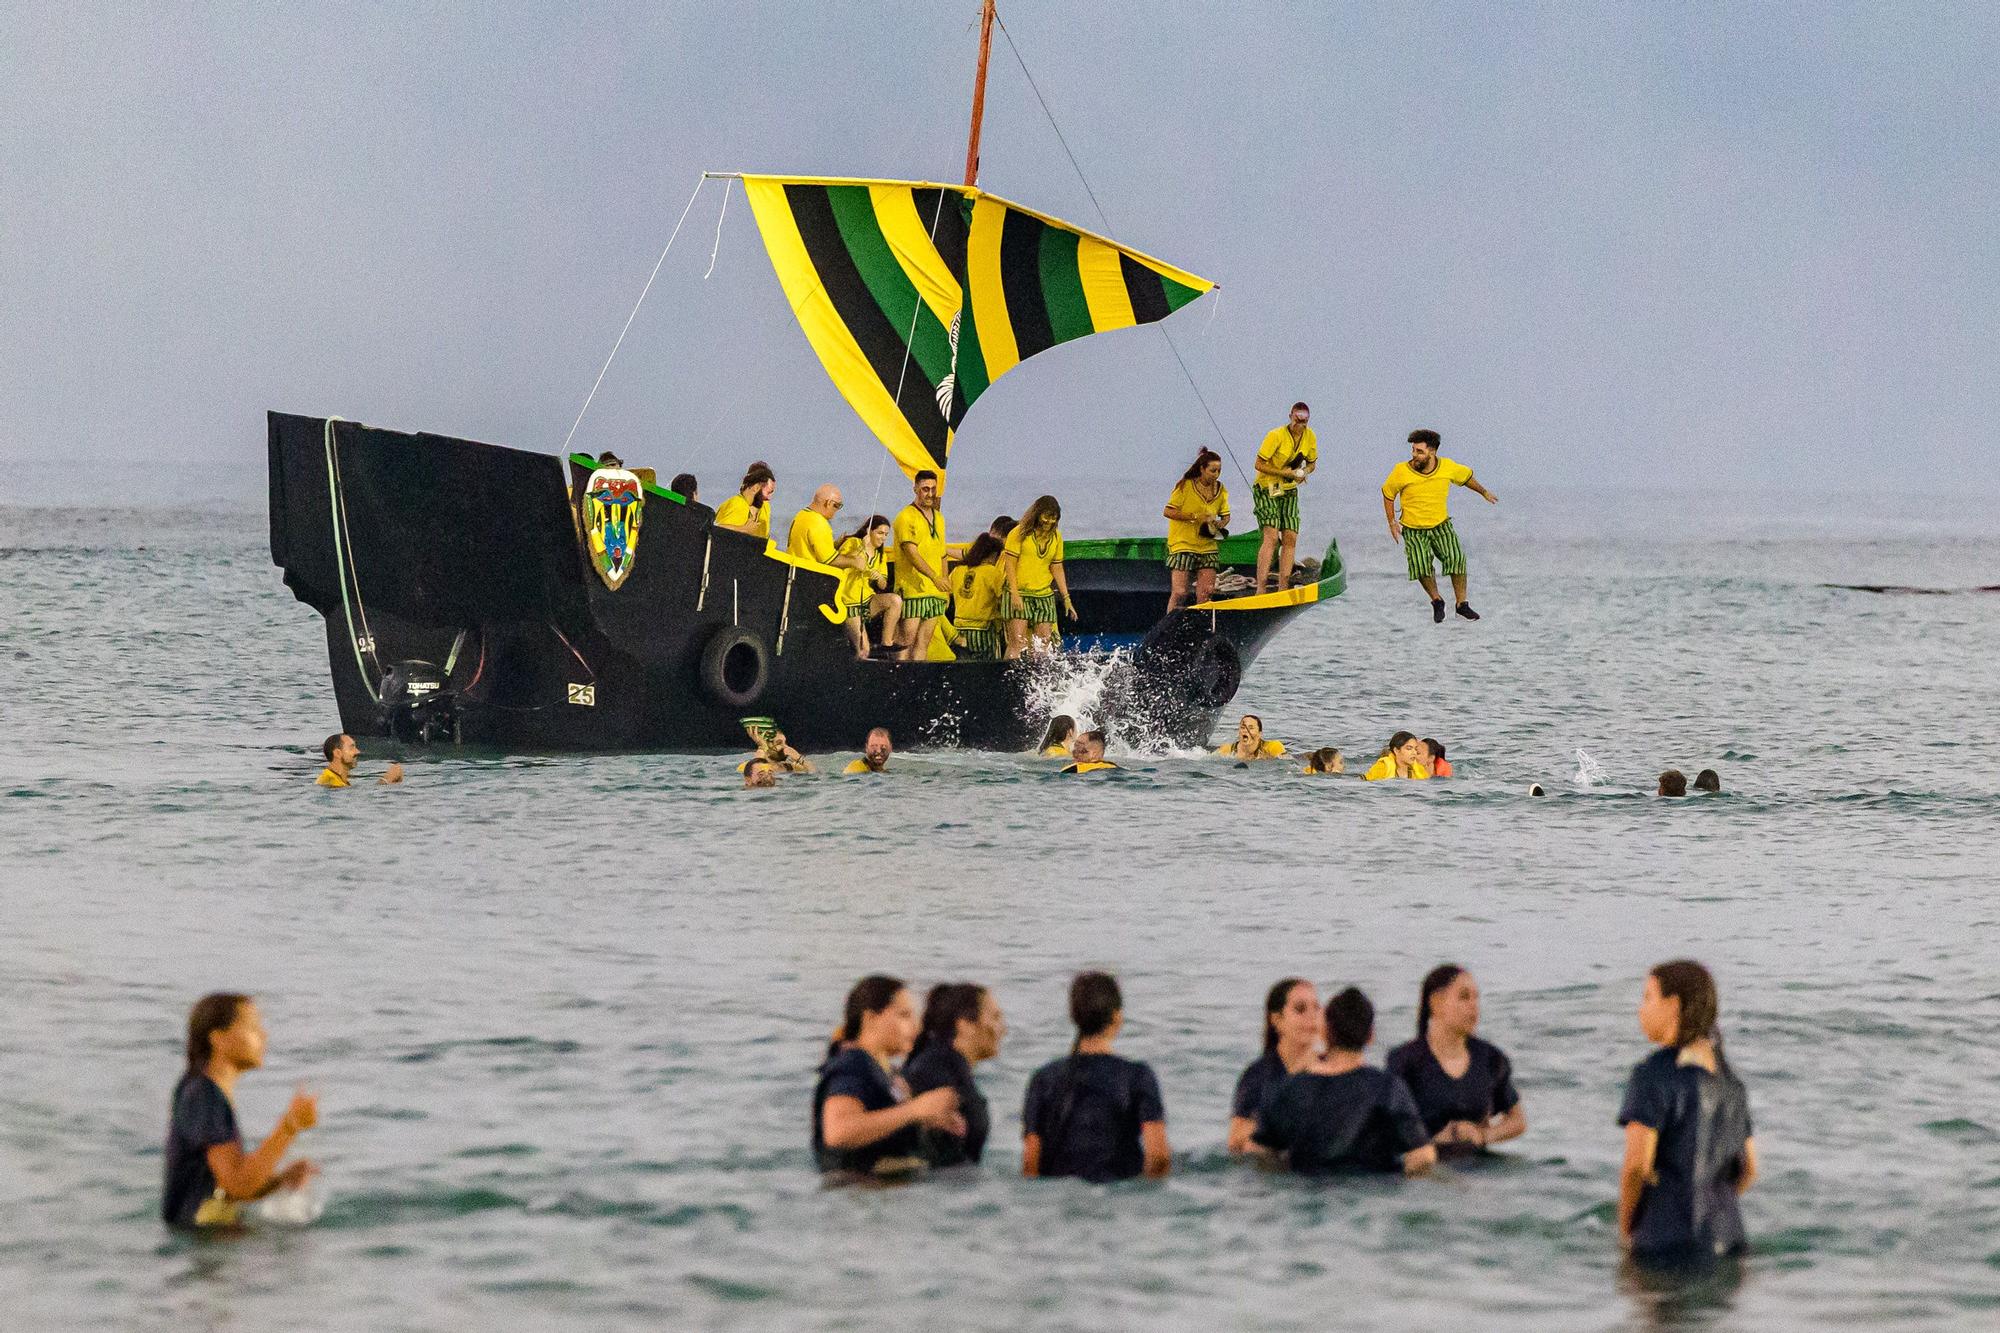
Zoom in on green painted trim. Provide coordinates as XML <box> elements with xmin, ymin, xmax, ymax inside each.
<box><xmin>1064</xmin><ymin>531</ymin><xmax>1265</xmax><ymax>564</ymax></box>
<box><xmin>569</xmin><ymin>453</ymin><xmax>688</xmax><ymax>505</ymax></box>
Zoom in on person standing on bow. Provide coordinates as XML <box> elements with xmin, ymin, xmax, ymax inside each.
<box><xmin>1254</xmin><ymin>402</ymin><xmax>1317</xmax><ymax>593</ymax></box>
<box><xmin>1163</xmin><ymin>448</ymin><xmax>1230</xmax><ymax>612</ymax></box>
<box><xmin>893</xmin><ymin>470</ymin><xmax>952</xmax><ymax>661</ymax></box>
<box><xmin>715</xmin><ymin>462</ymin><xmax>777</xmax><ymax>539</ymax></box>
<box><xmin>1001</xmin><ymin>495</ymin><xmax>1075</xmax><ymax>658</ymax></box>
<box><xmin>1382</xmin><ymin>429</ymin><xmax>1498</xmax><ymax>622</ymax></box>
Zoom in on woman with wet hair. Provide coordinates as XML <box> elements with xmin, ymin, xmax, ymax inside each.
<box><xmin>813</xmin><ymin>975</ymin><xmax>963</xmax><ymax>1178</ymax></box>
<box><xmin>1227</xmin><ymin>978</ymin><xmax>1322</xmax><ymax>1152</ymax></box>
<box><xmin>1618</xmin><ymin>960</ymin><xmax>1757</xmax><ymax>1261</ymax></box>
<box><xmin>1302</xmin><ymin>747</ymin><xmax>1344</xmax><ymax>775</ymax></box>
<box><xmin>1021</xmin><ymin>972</ymin><xmax>1169</xmax><ymax>1181</ymax></box>
<box><xmin>1038</xmin><ymin>715</ymin><xmax>1077</xmax><ymax>758</ymax></box>
<box><xmin>1386</xmin><ymin>966</ymin><xmax>1525</xmax><ymax>1155</ymax></box>
<box><xmin>903</xmin><ymin>983</ymin><xmax>1006</xmax><ymax>1167</ymax></box>
<box><xmin>1364</xmin><ymin>731</ymin><xmax>1431</xmax><ymax>781</ymax></box>
<box><xmin>1216</xmin><ymin>713</ymin><xmax>1286</xmax><ymax>762</ymax></box>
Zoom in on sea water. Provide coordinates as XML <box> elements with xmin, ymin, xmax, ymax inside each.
<box><xmin>2</xmin><ymin>492</ymin><xmax>1998</xmax><ymax>1331</ymax></box>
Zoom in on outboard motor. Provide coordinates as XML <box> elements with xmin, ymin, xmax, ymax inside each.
<box><xmin>379</xmin><ymin>659</ymin><xmax>459</xmax><ymax>744</ymax></box>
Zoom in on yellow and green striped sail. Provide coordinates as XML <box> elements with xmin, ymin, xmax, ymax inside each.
<box><xmin>742</xmin><ymin>175</ymin><xmax>1213</xmax><ymax>483</ymax></box>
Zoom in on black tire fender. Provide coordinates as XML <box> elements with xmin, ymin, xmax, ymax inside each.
<box><xmin>699</xmin><ymin>626</ymin><xmax>770</xmax><ymax>710</ymax></box>
<box><xmin>1185</xmin><ymin>633</ymin><xmax>1243</xmax><ymax>710</ymax></box>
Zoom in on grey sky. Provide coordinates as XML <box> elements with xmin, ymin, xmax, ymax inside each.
<box><xmin>3</xmin><ymin>1</ymin><xmax>1995</xmax><ymax>512</ymax></box>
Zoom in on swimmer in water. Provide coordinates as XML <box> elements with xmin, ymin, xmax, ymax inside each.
<box><xmin>1039</xmin><ymin>715</ymin><xmax>1077</xmax><ymax>758</ymax></box>
<box><xmin>1227</xmin><ymin>978</ymin><xmax>1322</xmax><ymax>1152</ymax></box>
<box><xmin>1618</xmin><ymin>960</ymin><xmax>1757</xmax><ymax>1262</ymax></box>
<box><xmin>1421</xmin><ymin>739</ymin><xmax>1453</xmax><ymax>777</ymax></box>
<box><xmin>843</xmin><ymin>727</ymin><xmax>892</xmax><ymax>774</ymax></box>
<box><xmin>1059</xmin><ymin>729</ymin><xmax>1118</xmax><ymax>774</ymax></box>
<box><xmin>1385</xmin><ymin>966</ymin><xmax>1526</xmax><ymax>1155</ymax></box>
<box><xmin>1022</xmin><ymin>972</ymin><xmax>1169</xmax><ymax>1181</ymax></box>
<box><xmin>1694</xmin><ymin>769</ymin><xmax>1721</xmax><ymax>793</ymax></box>
<box><xmin>1528</xmin><ymin>784</ymin><xmax>1546</xmax><ymax>796</ymax></box>
<box><xmin>903</xmin><ymin>983</ymin><xmax>1006</xmax><ymax>1168</ymax></box>
<box><xmin>743</xmin><ymin>758</ymin><xmax>779</xmax><ymax>788</ymax></box>
<box><xmin>162</xmin><ymin>994</ymin><xmax>318</xmax><ymax>1228</ymax></box>
<box><xmin>1216</xmin><ymin>714</ymin><xmax>1286</xmax><ymax>761</ymax></box>
<box><xmin>1302</xmin><ymin>747</ymin><xmax>1344</xmax><ymax>775</ymax></box>
<box><xmin>1252</xmin><ymin>987</ymin><xmax>1437</xmax><ymax>1176</ymax></box>
<box><xmin>813</xmin><ymin>975</ymin><xmax>964</xmax><ymax>1178</ymax></box>
<box><xmin>1363</xmin><ymin>731</ymin><xmax>1431</xmax><ymax>781</ymax></box>
<box><xmin>316</xmin><ymin>733</ymin><xmax>403</xmax><ymax>787</ymax></box>
<box><xmin>1658</xmin><ymin>769</ymin><xmax>1688</xmax><ymax>797</ymax></box>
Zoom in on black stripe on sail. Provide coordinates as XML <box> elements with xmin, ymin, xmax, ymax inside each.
<box><xmin>999</xmin><ymin>209</ymin><xmax>1055</xmax><ymax>360</ymax></box>
<box><xmin>785</xmin><ymin>184</ymin><xmax>950</xmax><ymax>468</ymax></box>
<box><xmin>1119</xmin><ymin>253</ymin><xmax>1170</xmax><ymax>325</ymax></box>
<box><xmin>911</xmin><ymin>188</ymin><xmax>969</xmax><ymax>286</ymax></box>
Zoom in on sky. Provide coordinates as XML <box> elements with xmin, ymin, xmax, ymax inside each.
<box><xmin>2</xmin><ymin>1</ymin><xmax>1996</xmax><ymax>512</ymax></box>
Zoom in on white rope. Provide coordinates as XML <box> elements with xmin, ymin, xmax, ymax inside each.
<box><xmin>559</xmin><ymin>172</ymin><xmax>709</xmax><ymax>458</ymax></box>
<box><xmin>703</xmin><ymin>176</ymin><xmax>733</xmax><ymax>280</ymax></box>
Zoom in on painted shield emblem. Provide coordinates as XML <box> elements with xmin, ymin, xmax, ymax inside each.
<box><xmin>584</xmin><ymin>467</ymin><xmax>644</xmax><ymax>590</ymax></box>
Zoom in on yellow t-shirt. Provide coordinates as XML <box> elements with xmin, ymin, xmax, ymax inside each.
<box><xmin>1382</xmin><ymin>457</ymin><xmax>1473</xmax><ymax>529</ymax></box>
<box><xmin>786</xmin><ymin>508</ymin><xmax>836</xmax><ymax>565</ymax></box>
<box><xmin>953</xmin><ymin>562</ymin><xmax>1004</xmax><ymax>629</ymax></box>
<box><xmin>1003</xmin><ymin>526</ymin><xmax>1064</xmax><ymax>596</ymax></box>
<box><xmin>1061</xmin><ymin>760</ymin><xmax>1119</xmax><ymax>773</ymax></box>
<box><xmin>1257</xmin><ymin>426</ymin><xmax>1318</xmax><ymax>493</ymax></box>
<box><xmin>1215</xmin><ymin>739</ymin><xmax>1286</xmax><ymax>759</ymax></box>
<box><xmin>315</xmin><ymin>767</ymin><xmax>349</xmax><ymax>787</ymax></box>
<box><xmin>892</xmin><ymin>504</ymin><xmax>948</xmax><ymax>599</ymax></box>
<box><xmin>715</xmin><ymin>493</ymin><xmax>770</xmax><ymax>538</ymax></box>
<box><xmin>1363</xmin><ymin>755</ymin><xmax>1431</xmax><ymax>781</ymax></box>
<box><xmin>1166</xmin><ymin>479</ymin><xmax>1231</xmax><ymax>555</ymax></box>
<box><xmin>834</xmin><ymin>536</ymin><xmax>881</xmax><ymax>610</ymax></box>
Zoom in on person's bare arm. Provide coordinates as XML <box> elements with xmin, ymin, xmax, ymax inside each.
<box><xmin>1482</xmin><ymin>1104</ymin><xmax>1527</xmax><ymax>1146</ymax></box>
<box><xmin>1000</xmin><ymin>550</ymin><xmax>1023</xmax><ymax>611</ymax></box>
<box><xmin>1383</xmin><ymin>494</ymin><xmax>1401</xmax><ymax>542</ymax></box>
<box><xmin>206</xmin><ymin>1089</ymin><xmax>317</xmax><ymax>1199</ymax></box>
<box><xmin>1617</xmin><ymin>1121</ymin><xmax>1659</xmax><ymax>1245</ymax></box>
<box><xmin>1140</xmin><ymin>1121</ymin><xmax>1171</xmax><ymax>1178</ymax></box>
<box><xmin>820</xmin><ymin>1088</ymin><xmax>961</xmax><ymax>1150</ymax></box>
<box><xmin>1225</xmin><ymin>1115</ymin><xmax>1257</xmax><ymax>1154</ymax></box>
<box><xmin>1464</xmin><ymin>473</ymin><xmax>1498</xmax><ymax>504</ymax></box>
<box><xmin>1400</xmin><ymin>1142</ymin><xmax>1439</xmax><ymax>1175</ymax></box>
<box><xmin>378</xmin><ymin>762</ymin><xmax>404</xmax><ymax>785</ymax></box>
<box><xmin>1052</xmin><ymin>561</ymin><xmax>1073</xmax><ymax>616</ymax></box>
<box><xmin>1021</xmin><ymin>1132</ymin><xmax>1042</xmax><ymax>1177</ymax></box>
<box><xmin>1736</xmin><ymin>1137</ymin><xmax>1758</xmax><ymax>1195</ymax></box>
<box><xmin>901</xmin><ymin>541</ymin><xmax>951</xmax><ymax>594</ymax></box>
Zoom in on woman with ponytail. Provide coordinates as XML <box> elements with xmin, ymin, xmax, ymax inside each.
<box><xmin>903</xmin><ymin>983</ymin><xmax>1006</xmax><ymax>1167</ymax></box>
<box><xmin>812</xmin><ymin>975</ymin><xmax>964</xmax><ymax>1178</ymax></box>
<box><xmin>1163</xmin><ymin>448</ymin><xmax>1231</xmax><ymax>612</ymax></box>
<box><xmin>1226</xmin><ymin>978</ymin><xmax>1321</xmax><ymax>1153</ymax></box>
<box><xmin>1617</xmin><ymin>960</ymin><xmax>1757</xmax><ymax>1261</ymax></box>
<box><xmin>1385</xmin><ymin>965</ymin><xmax>1525</xmax><ymax>1155</ymax></box>
<box><xmin>1021</xmin><ymin>972</ymin><xmax>1169</xmax><ymax>1181</ymax></box>
<box><xmin>162</xmin><ymin>994</ymin><xmax>318</xmax><ymax>1228</ymax></box>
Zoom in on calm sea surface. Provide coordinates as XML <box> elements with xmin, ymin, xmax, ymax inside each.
<box><xmin>2</xmin><ymin>493</ymin><xmax>1997</xmax><ymax>1331</ymax></box>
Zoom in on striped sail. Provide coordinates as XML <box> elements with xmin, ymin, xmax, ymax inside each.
<box><xmin>742</xmin><ymin>175</ymin><xmax>1213</xmax><ymax>482</ymax></box>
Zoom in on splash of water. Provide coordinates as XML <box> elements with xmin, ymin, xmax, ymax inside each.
<box><xmin>1573</xmin><ymin>748</ymin><xmax>1608</xmax><ymax>788</ymax></box>
<box><xmin>1016</xmin><ymin>649</ymin><xmax>1213</xmax><ymax>758</ymax></box>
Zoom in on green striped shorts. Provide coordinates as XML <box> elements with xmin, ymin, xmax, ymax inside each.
<box><xmin>845</xmin><ymin>599</ymin><xmax>869</xmax><ymax>621</ymax></box>
<box><xmin>955</xmin><ymin>625</ymin><xmax>1002</xmax><ymax>659</ymax></box>
<box><xmin>1252</xmin><ymin>486</ymin><xmax>1301</xmax><ymax>533</ymax></box>
<box><xmin>1165</xmin><ymin>550</ymin><xmax>1217</xmax><ymax>572</ymax></box>
<box><xmin>1007</xmin><ymin>590</ymin><xmax>1059</xmax><ymax>625</ymax></box>
<box><xmin>1402</xmin><ymin>520</ymin><xmax>1467</xmax><ymax>580</ymax></box>
<box><xmin>904</xmin><ymin>595</ymin><xmax>947</xmax><ymax>621</ymax></box>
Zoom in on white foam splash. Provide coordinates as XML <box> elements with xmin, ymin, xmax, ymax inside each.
<box><xmin>1016</xmin><ymin>649</ymin><xmax>1209</xmax><ymax>758</ymax></box>
<box><xmin>1573</xmin><ymin>748</ymin><xmax>1608</xmax><ymax>788</ymax></box>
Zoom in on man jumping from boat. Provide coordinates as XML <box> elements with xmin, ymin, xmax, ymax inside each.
<box><xmin>1254</xmin><ymin>402</ymin><xmax>1317</xmax><ymax>593</ymax></box>
<box><xmin>893</xmin><ymin>470</ymin><xmax>952</xmax><ymax>661</ymax></box>
<box><xmin>1382</xmin><ymin>429</ymin><xmax>1497</xmax><ymax>622</ymax></box>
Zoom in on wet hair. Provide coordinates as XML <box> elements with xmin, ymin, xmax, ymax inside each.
<box><xmin>1649</xmin><ymin>960</ymin><xmax>1719</xmax><ymax>1050</ymax></box>
<box><xmin>1694</xmin><ymin>769</ymin><xmax>1721</xmax><ymax>792</ymax></box>
<box><xmin>1382</xmin><ymin>730</ymin><xmax>1418</xmax><ymax>757</ymax></box>
<box><xmin>740</xmin><ymin>461</ymin><xmax>774</xmax><ymax>493</ymax></box>
<box><xmin>1240</xmin><ymin>714</ymin><xmax>1263</xmax><ymax>735</ymax></box>
<box><xmin>1262</xmin><ymin>977</ymin><xmax>1310</xmax><ymax>1053</ymax></box>
<box><xmin>1325</xmin><ymin>986</ymin><xmax>1373</xmax><ymax>1052</ymax></box>
<box><xmin>669</xmin><ymin>472</ymin><xmax>697</xmax><ymax>499</ymax></box>
<box><xmin>1082</xmin><ymin>728</ymin><xmax>1108</xmax><ymax>753</ymax></box>
<box><xmin>1416</xmin><ymin>964</ymin><xmax>1467</xmax><ymax>1040</ymax></box>
<box><xmin>186</xmin><ymin>992</ymin><xmax>250</xmax><ymax>1071</ymax></box>
<box><xmin>321</xmin><ymin>733</ymin><xmax>344</xmax><ymax>763</ymax></box>
<box><xmin>1423</xmin><ymin>739</ymin><xmax>1445</xmax><ymax>760</ymax></box>
<box><xmin>848</xmin><ymin>513</ymin><xmax>891</xmax><ymax>543</ymax></box>
<box><xmin>830</xmin><ymin>974</ymin><xmax>905</xmax><ymax>1058</ymax></box>
<box><xmin>914</xmin><ymin>469</ymin><xmax>938</xmax><ymax>487</ymax></box>
<box><xmin>911</xmin><ymin>982</ymin><xmax>986</xmax><ymax>1060</ymax></box>
<box><xmin>1659</xmin><ymin>769</ymin><xmax>1688</xmax><ymax>797</ymax></box>
<box><xmin>989</xmin><ymin>515</ymin><xmax>1017</xmax><ymax>538</ymax></box>
<box><xmin>1069</xmin><ymin>971</ymin><xmax>1122</xmax><ymax>1038</ymax></box>
<box><xmin>1181</xmin><ymin>448</ymin><xmax>1223</xmax><ymax>482</ymax></box>
<box><xmin>1290</xmin><ymin>401</ymin><xmax>1310</xmax><ymax>415</ymax></box>
<box><xmin>1020</xmin><ymin>495</ymin><xmax>1062</xmax><ymax>533</ymax></box>
<box><xmin>1408</xmin><ymin>429</ymin><xmax>1441</xmax><ymax>449</ymax></box>
<box><xmin>1040</xmin><ymin>715</ymin><xmax>1076</xmax><ymax>751</ymax></box>
<box><xmin>960</xmin><ymin>533</ymin><xmax>1004</xmax><ymax>569</ymax></box>
<box><xmin>743</xmin><ymin>758</ymin><xmax>775</xmax><ymax>782</ymax></box>
<box><xmin>1305</xmin><ymin>746</ymin><xmax>1342</xmax><ymax>773</ymax></box>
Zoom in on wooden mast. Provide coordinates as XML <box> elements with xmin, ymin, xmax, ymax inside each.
<box><xmin>962</xmin><ymin>0</ymin><xmax>997</xmax><ymax>187</ymax></box>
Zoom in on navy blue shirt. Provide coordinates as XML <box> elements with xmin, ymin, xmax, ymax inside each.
<box><xmin>901</xmin><ymin>1038</ymin><xmax>990</xmax><ymax>1166</ymax></box>
<box><xmin>1231</xmin><ymin>1049</ymin><xmax>1290</xmax><ymax>1122</ymax></box>
<box><xmin>1022</xmin><ymin>1053</ymin><xmax>1165</xmax><ymax>1183</ymax></box>
<box><xmin>812</xmin><ymin>1046</ymin><xmax>922</xmax><ymax>1175</ymax></box>
<box><xmin>1385</xmin><ymin>1036</ymin><xmax>1520</xmax><ymax>1145</ymax></box>
<box><xmin>1618</xmin><ymin>1047</ymin><xmax>1753</xmax><ymax>1260</ymax></box>
<box><xmin>1253</xmin><ymin>1066</ymin><xmax>1430</xmax><ymax>1174</ymax></box>
<box><xmin>162</xmin><ymin>1072</ymin><xmax>240</xmax><ymax>1226</ymax></box>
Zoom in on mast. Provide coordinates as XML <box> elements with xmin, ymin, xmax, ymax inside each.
<box><xmin>962</xmin><ymin>0</ymin><xmax>997</xmax><ymax>187</ymax></box>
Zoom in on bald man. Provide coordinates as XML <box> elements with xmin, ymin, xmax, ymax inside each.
<box><xmin>786</xmin><ymin>484</ymin><xmax>866</xmax><ymax>573</ymax></box>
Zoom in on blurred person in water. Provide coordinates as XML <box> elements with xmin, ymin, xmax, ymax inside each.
<box><xmin>1421</xmin><ymin>738</ymin><xmax>1453</xmax><ymax>777</ymax></box>
<box><xmin>1386</xmin><ymin>966</ymin><xmax>1526</xmax><ymax>1155</ymax></box>
<box><xmin>316</xmin><ymin>733</ymin><xmax>403</xmax><ymax>787</ymax></box>
<box><xmin>1694</xmin><ymin>769</ymin><xmax>1722</xmax><ymax>793</ymax></box>
<box><xmin>742</xmin><ymin>757</ymin><xmax>779</xmax><ymax>788</ymax></box>
<box><xmin>1038</xmin><ymin>715</ymin><xmax>1077</xmax><ymax>758</ymax></box>
<box><xmin>1227</xmin><ymin>978</ymin><xmax>1323</xmax><ymax>1153</ymax></box>
<box><xmin>1022</xmin><ymin>972</ymin><xmax>1169</xmax><ymax>1181</ymax></box>
<box><xmin>813</xmin><ymin>976</ymin><xmax>963</xmax><ymax>1179</ymax></box>
<box><xmin>1217</xmin><ymin>713</ymin><xmax>1286</xmax><ymax>761</ymax></box>
<box><xmin>1302</xmin><ymin>747</ymin><xmax>1344</xmax><ymax>775</ymax></box>
<box><xmin>903</xmin><ymin>983</ymin><xmax>1006</xmax><ymax>1168</ymax></box>
<box><xmin>1658</xmin><ymin>770</ymin><xmax>1688</xmax><ymax>797</ymax></box>
<box><xmin>162</xmin><ymin>994</ymin><xmax>318</xmax><ymax>1228</ymax></box>
<box><xmin>1060</xmin><ymin>729</ymin><xmax>1118</xmax><ymax>774</ymax></box>
<box><xmin>1618</xmin><ymin>961</ymin><xmax>1757</xmax><ymax>1263</ymax></box>
<box><xmin>1251</xmin><ymin>987</ymin><xmax>1437</xmax><ymax>1176</ymax></box>
<box><xmin>843</xmin><ymin>728</ymin><xmax>893</xmax><ymax>774</ymax></box>
<box><xmin>1364</xmin><ymin>731</ymin><xmax>1431</xmax><ymax>781</ymax></box>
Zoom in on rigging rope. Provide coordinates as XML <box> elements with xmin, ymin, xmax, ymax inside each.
<box><xmin>703</xmin><ymin>176</ymin><xmax>733</xmax><ymax>280</ymax></box>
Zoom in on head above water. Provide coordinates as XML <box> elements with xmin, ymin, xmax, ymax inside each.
<box><xmin>1236</xmin><ymin>714</ymin><xmax>1264</xmax><ymax>745</ymax></box>
<box><xmin>1305</xmin><ymin>746</ymin><xmax>1343</xmax><ymax>774</ymax></box>
<box><xmin>863</xmin><ymin>727</ymin><xmax>892</xmax><ymax>768</ymax></box>
<box><xmin>1641</xmin><ymin>959</ymin><xmax>1719</xmax><ymax>1049</ymax></box>
<box><xmin>1071</xmin><ymin>728</ymin><xmax>1108</xmax><ymax>763</ymax></box>
<box><xmin>322</xmin><ymin>732</ymin><xmax>358</xmax><ymax>772</ymax></box>
<box><xmin>186</xmin><ymin>992</ymin><xmax>259</xmax><ymax>1073</ymax></box>
<box><xmin>1694</xmin><ymin>769</ymin><xmax>1721</xmax><ymax>792</ymax></box>
<box><xmin>920</xmin><ymin>982</ymin><xmax>1003</xmax><ymax>1063</ymax></box>
<box><xmin>1069</xmin><ymin>971</ymin><xmax>1123</xmax><ymax>1039</ymax></box>
<box><xmin>835</xmin><ymin>974</ymin><xmax>915</xmax><ymax>1059</ymax></box>
<box><xmin>1324</xmin><ymin>986</ymin><xmax>1374</xmax><ymax>1053</ymax></box>
<box><xmin>669</xmin><ymin>472</ymin><xmax>698</xmax><ymax>502</ymax></box>
<box><xmin>1658</xmin><ymin>769</ymin><xmax>1688</xmax><ymax>797</ymax></box>
<box><xmin>1417</xmin><ymin>964</ymin><xmax>1479</xmax><ymax>1041</ymax></box>
<box><xmin>1383</xmin><ymin>731</ymin><xmax>1422</xmax><ymax>767</ymax></box>
<box><xmin>743</xmin><ymin>758</ymin><xmax>777</xmax><ymax>788</ymax></box>
<box><xmin>1262</xmin><ymin>977</ymin><xmax>1319</xmax><ymax>1054</ymax></box>
<box><xmin>1041</xmin><ymin>715</ymin><xmax>1076</xmax><ymax>752</ymax></box>
<box><xmin>1422</xmin><ymin>738</ymin><xmax>1446</xmax><ymax>763</ymax></box>
<box><xmin>1182</xmin><ymin>447</ymin><xmax>1224</xmax><ymax>484</ymax></box>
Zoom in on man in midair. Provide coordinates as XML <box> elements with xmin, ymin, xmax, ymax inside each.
<box><xmin>1382</xmin><ymin>429</ymin><xmax>1497</xmax><ymax>622</ymax></box>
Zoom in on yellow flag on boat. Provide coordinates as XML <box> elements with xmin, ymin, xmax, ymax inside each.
<box><xmin>741</xmin><ymin>175</ymin><xmax>1214</xmax><ymax>484</ymax></box>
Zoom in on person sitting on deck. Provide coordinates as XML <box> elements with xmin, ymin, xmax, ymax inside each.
<box><xmin>1302</xmin><ymin>747</ymin><xmax>1344</xmax><ymax>775</ymax></box>
<box><xmin>1039</xmin><ymin>715</ymin><xmax>1077</xmax><ymax>758</ymax></box>
<box><xmin>1363</xmin><ymin>731</ymin><xmax>1430</xmax><ymax>781</ymax></box>
<box><xmin>893</xmin><ymin>471</ymin><xmax>952</xmax><ymax>661</ymax></box>
<box><xmin>1216</xmin><ymin>714</ymin><xmax>1285</xmax><ymax>762</ymax></box>
<box><xmin>669</xmin><ymin>472</ymin><xmax>699</xmax><ymax>504</ymax></box>
<box><xmin>1164</xmin><ymin>448</ymin><xmax>1231</xmax><ymax>612</ymax></box>
<box><xmin>1422</xmin><ymin>739</ymin><xmax>1453</xmax><ymax>778</ymax></box>
<box><xmin>316</xmin><ymin>733</ymin><xmax>403</xmax><ymax>787</ymax></box>
<box><xmin>844</xmin><ymin>728</ymin><xmax>893</xmax><ymax>774</ymax></box>
<box><xmin>1001</xmin><ymin>496</ymin><xmax>1075</xmax><ymax>659</ymax></box>
<box><xmin>833</xmin><ymin>515</ymin><xmax>903</xmax><ymax>660</ymax></box>
<box><xmin>1060</xmin><ymin>729</ymin><xmax>1118</xmax><ymax>774</ymax></box>
<box><xmin>715</xmin><ymin>462</ymin><xmax>776</xmax><ymax>538</ymax></box>
<box><xmin>949</xmin><ymin>533</ymin><xmax>1007</xmax><ymax>662</ymax></box>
